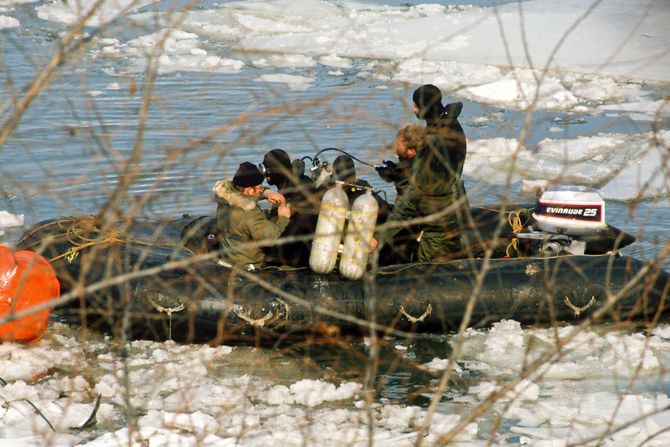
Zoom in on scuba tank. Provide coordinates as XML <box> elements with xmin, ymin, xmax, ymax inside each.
<box><xmin>339</xmin><ymin>188</ymin><xmax>379</xmax><ymax>280</ymax></box>
<box><xmin>309</xmin><ymin>182</ymin><xmax>349</xmax><ymax>274</ymax></box>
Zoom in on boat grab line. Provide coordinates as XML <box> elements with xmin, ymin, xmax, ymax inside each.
<box><xmin>147</xmin><ymin>296</ymin><xmax>186</xmax><ymax>314</ymax></box>
<box><xmin>563</xmin><ymin>295</ymin><xmax>596</xmax><ymax>317</ymax></box>
<box><xmin>399</xmin><ymin>304</ymin><xmax>432</xmax><ymax>324</ymax></box>
<box><xmin>231</xmin><ymin>306</ymin><xmax>274</xmax><ymax>328</ymax></box>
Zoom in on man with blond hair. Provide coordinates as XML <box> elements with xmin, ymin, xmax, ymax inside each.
<box><xmin>378</xmin><ymin>124</ymin><xmax>462</xmax><ymax>262</ymax></box>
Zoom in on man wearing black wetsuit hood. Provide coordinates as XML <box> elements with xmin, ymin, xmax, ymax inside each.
<box><xmin>375</xmin><ymin>84</ymin><xmax>470</xmax><ymax>263</ymax></box>
<box><xmin>412</xmin><ymin>84</ymin><xmax>470</xmax><ymax>256</ymax></box>
<box><xmin>376</xmin><ymin>84</ymin><xmax>467</xmax><ymax>189</ymax></box>
<box><xmin>412</xmin><ymin>84</ymin><xmax>467</xmax><ymax>177</ymax></box>
<box><xmin>260</xmin><ymin>148</ymin><xmax>318</xmax><ymax>267</ymax></box>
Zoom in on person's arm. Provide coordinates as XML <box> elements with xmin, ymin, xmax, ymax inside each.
<box><xmin>262</xmin><ymin>188</ymin><xmax>286</xmax><ymax>205</ymax></box>
<box><xmin>247</xmin><ymin>207</ymin><xmax>290</xmax><ymax>241</ymax></box>
<box><xmin>378</xmin><ymin>188</ymin><xmax>418</xmax><ymax>245</ymax></box>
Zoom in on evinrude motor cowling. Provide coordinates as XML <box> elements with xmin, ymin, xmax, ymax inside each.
<box><xmin>516</xmin><ymin>186</ymin><xmax>635</xmax><ymax>256</ymax></box>
<box><xmin>533</xmin><ymin>185</ymin><xmax>606</xmax><ymax>236</ymax></box>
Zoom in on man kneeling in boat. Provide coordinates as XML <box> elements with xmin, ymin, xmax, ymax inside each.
<box><xmin>212</xmin><ymin>162</ymin><xmax>292</xmax><ymax>271</ymax></box>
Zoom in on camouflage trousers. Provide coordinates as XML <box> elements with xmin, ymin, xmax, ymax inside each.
<box><xmin>416</xmin><ymin>231</ymin><xmax>462</xmax><ymax>262</ymax></box>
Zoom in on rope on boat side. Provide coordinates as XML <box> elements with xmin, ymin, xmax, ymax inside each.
<box><xmin>563</xmin><ymin>295</ymin><xmax>596</xmax><ymax>317</ymax></box>
<box><xmin>506</xmin><ymin>208</ymin><xmax>532</xmax><ymax>257</ymax></box>
<box><xmin>45</xmin><ymin>215</ymin><xmax>196</xmax><ymax>263</ymax></box>
<box><xmin>399</xmin><ymin>303</ymin><xmax>432</xmax><ymax>324</ymax></box>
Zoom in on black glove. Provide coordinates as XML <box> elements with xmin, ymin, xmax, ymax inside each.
<box><xmin>375</xmin><ymin>160</ymin><xmax>402</xmax><ymax>183</ymax></box>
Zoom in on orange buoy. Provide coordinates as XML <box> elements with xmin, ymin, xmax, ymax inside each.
<box><xmin>0</xmin><ymin>245</ymin><xmax>60</xmax><ymax>343</ymax></box>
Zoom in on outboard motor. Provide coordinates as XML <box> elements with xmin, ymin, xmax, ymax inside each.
<box><xmin>533</xmin><ymin>185</ymin><xmax>606</xmax><ymax>236</ymax></box>
<box><xmin>515</xmin><ymin>185</ymin><xmax>634</xmax><ymax>256</ymax></box>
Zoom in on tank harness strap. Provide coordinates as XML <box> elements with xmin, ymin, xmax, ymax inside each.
<box><xmin>563</xmin><ymin>295</ymin><xmax>596</xmax><ymax>317</ymax></box>
<box><xmin>399</xmin><ymin>303</ymin><xmax>432</xmax><ymax>324</ymax></box>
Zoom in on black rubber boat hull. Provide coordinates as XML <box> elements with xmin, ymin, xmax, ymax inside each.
<box><xmin>15</xmin><ymin>214</ymin><xmax>668</xmax><ymax>343</ymax></box>
<box><xmin>120</xmin><ymin>255</ymin><xmax>668</xmax><ymax>342</ymax></box>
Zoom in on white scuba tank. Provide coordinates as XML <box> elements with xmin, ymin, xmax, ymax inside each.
<box><xmin>339</xmin><ymin>188</ymin><xmax>379</xmax><ymax>280</ymax></box>
<box><xmin>309</xmin><ymin>182</ymin><xmax>349</xmax><ymax>274</ymax></box>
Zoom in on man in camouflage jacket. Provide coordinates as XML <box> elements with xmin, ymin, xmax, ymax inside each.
<box><xmin>213</xmin><ymin>162</ymin><xmax>291</xmax><ymax>270</ymax></box>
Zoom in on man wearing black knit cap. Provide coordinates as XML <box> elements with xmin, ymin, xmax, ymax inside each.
<box><xmin>212</xmin><ymin>162</ymin><xmax>291</xmax><ymax>270</ymax></box>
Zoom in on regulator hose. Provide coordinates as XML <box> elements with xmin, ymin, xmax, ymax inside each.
<box><xmin>308</xmin><ymin>147</ymin><xmax>389</xmax><ymax>202</ymax></box>
<box><xmin>312</xmin><ymin>147</ymin><xmax>377</xmax><ymax>168</ymax></box>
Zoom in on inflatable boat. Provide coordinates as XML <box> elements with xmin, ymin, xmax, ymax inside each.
<box><xmin>14</xmin><ymin>188</ymin><xmax>670</xmax><ymax>343</ymax></box>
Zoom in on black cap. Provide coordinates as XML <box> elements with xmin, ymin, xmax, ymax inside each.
<box><xmin>262</xmin><ymin>148</ymin><xmax>291</xmax><ymax>175</ymax></box>
<box><xmin>412</xmin><ymin>84</ymin><xmax>443</xmax><ymax>118</ymax></box>
<box><xmin>332</xmin><ymin>155</ymin><xmax>356</xmax><ymax>182</ymax></box>
<box><xmin>233</xmin><ymin>162</ymin><xmax>264</xmax><ymax>188</ymax></box>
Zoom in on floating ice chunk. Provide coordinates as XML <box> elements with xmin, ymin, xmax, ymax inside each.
<box><xmin>0</xmin><ymin>344</ymin><xmax>78</xmax><ymax>382</ymax></box>
<box><xmin>537</xmin><ymin>135</ymin><xmax>623</xmax><ymax>162</ymax></box>
<box><xmin>427</xmin><ymin>412</ymin><xmax>478</xmax><ymax>442</ymax></box>
<box><xmin>652</xmin><ymin>324</ymin><xmax>670</xmax><ymax>339</ymax></box>
<box><xmin>0</xmin><ymin>0</ymin><xmax>40</xmax><ymax>4</ymax></box>
<box><xmin>603</xmin><ymin>332</ymin><xmax>661</xmax><ymax>374</ymax></box>
<box><xmin>0</xmin><ymin>15</ymin><xmax>19</xmax><ymax>29</ymax></box>
<box><xmin>128</xmin><ymin>29</ymin><xmax>199</xmax><ymax>53</ymax></box>
<box><xmin>599</xmin><ymin>99</ymin><xmax>670</xmax><ymax>120</ymax></box>
<box><xmin>520</xmin><ymin>179</ymin><xmax>549</xmax><ymax>196</ymax></box>
<box><xmin>421</xmin><ymin>357</ymin><xmax>463</xmax><ymax>374</ymax></box>
<box><xmin>0</xmin><ymin>434</ymin><xmax>81</xmax><ymax>447</ymax></box>
<box><xmin>265</xmin><ymin>384</ymin><xmax>294</xmax><ymax>405</ymax></box>
<box><xmin>289</xmin><ymin>379</ymin><xmax>361</xmax><ymax>407</ymax></box>
<box><xmin>378</xmin><ymin>404</ymin><xmax>422</xmax><ymax>430</ymax></box>
<box><xmin>36</xmin><ymin>0</ymin><xmax>157</xmax><ymax>27</ymax></box>
<box><xmin>320</xmin><ymin>54</ymin><xmax>353</xmax><ymax>68</ymax></box>
<box><xmin>94</xmin><ymin>374</ymin><xmax>121</xmax><ymax>399</ymax></box>
<box><xmin>254</xmin><ymin>54</ymin><xmax>316</xmax><ymax>68</ymax></box>
<box><xmin>463</xmin><ymin>70</ymin><xmax>579</xmax><ymax>110</ymax></box>
<box><xmin>393</xmin><ymin>58</ymin><xmax>501</xmax><ymax>92</ymax></box>
<box><xmin>469</xmin><ymin>379</ymin><xmax>540</xmax><ymax>404</ymax></box>
<box><xmin>0</xmin><ymin>380</ymin><xmax>39</xmax><ymax>402</ymax></box>
<box><xmin>255</xmin><ymin>73</ymin><xmax>314</xmax><ymax>91</ymax></box>
<box><xmin>598</xmin><ymin>129</ymin><xmax>670</xmax><ymax>200</ymax></box>
<box><xmin>0</xmin><ymin>211</ymin><xmax>23</xmax><ymax>228</ymax></box>
<box><xmin>146</xmin><ymin>410</ymin><xmax>219</xmax><ymax>436</ymax></box>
